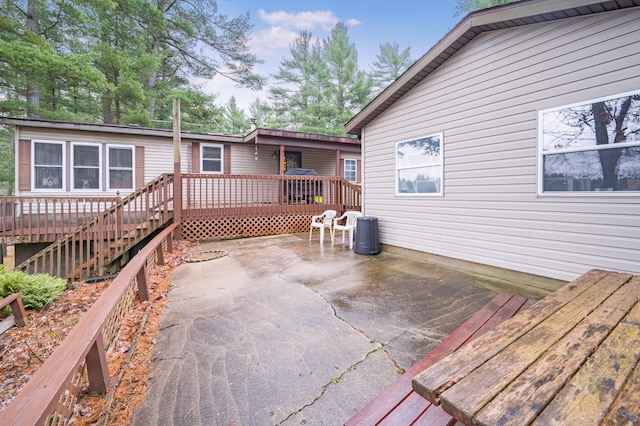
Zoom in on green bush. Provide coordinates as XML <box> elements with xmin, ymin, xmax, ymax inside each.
<box><xmin>0</xmin><ymin>265</ymin><xmax>66</xmax><ymax>311</ymax></box>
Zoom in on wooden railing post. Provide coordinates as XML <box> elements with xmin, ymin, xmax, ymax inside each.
<box><xmin>155</xmin><ymin>244</ymin><xmax>164</xmax><ymax>266</ymax></box>
<box><xmin>166</xmin><ymin>229</ymin><xmax>173</xmax><ymax>253</ymax></box>
<box><xmin>137</xmin><ymin>262</ymin><xmax>149</xmax><ymax>302</ymax></box>
<box><xmin>86</xmin><ymin>336</ymin><xmax>110</xmax><ymax>395</ymax></box>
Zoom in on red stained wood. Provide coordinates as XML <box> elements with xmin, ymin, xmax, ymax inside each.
<box><xmin>345</xmin><ymin>292</ymin><xmax>535</xmax><ymax>426</ymax></box>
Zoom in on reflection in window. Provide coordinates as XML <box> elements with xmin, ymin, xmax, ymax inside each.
<box><xmin>34</xmin><ymin>141</ymin><xmax>64</xmax><ymax>190</ymax></box>
<box><xmin>540</xmin><ymin>91</ymin><xmax>640</xmax><ymax>193</ymax></box>
<box><xmin>72</xmin><ymin>144</ymin><xmax>101</xmax><ymax>190</ymax></box>
<box><xmin>108</xmin><ymin>146</ymin><xmax>134</xmax><ymax>190</ymax></box>
<box><xmin>396</xmin><ymin>134</ymin><xmax>442</xmax><ymax>195</ymax></box>
<box><xmin>201</xmin><ymin>144</ymin><xmax>223</xmax><ymax>173</ymax></box>
<box><xmin>344</xmin><ymin>159</ymin><xmax>357</xmax><ymax>182</ymax></box>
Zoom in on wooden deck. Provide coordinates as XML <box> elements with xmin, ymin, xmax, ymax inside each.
<box><xmin>412</xmin><ymin>269</ymin><xmax>640</xmax><ymax>425</ymax></box>
<box><xmin>345</xmin><ymin>292</ymin><xmax>536</xmax><ymax>425</ymax></box>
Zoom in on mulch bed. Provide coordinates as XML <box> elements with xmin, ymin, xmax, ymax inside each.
<box><xmin>0</xmin><ymin>240</ymin><xmax>195</xmax><ymax>425</ymax></box>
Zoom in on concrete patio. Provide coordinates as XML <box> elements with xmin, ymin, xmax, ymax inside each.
<box><xmin>133</xmin><ymin>233</ymin><xmax>535</xmax><ymax>426</ymax></box>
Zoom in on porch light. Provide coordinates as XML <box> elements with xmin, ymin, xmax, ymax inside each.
<box><xmin>273</xmin><ymin>150</ymin><xmax>278</xmax><ymax>160</ymax></box>
<box><xmin>255</xmin><ymin>144</ymin><xmax>258</xmax><ymax>160</ymax></box>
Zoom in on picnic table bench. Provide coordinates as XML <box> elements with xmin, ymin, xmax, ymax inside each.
<box><xmin>412</xmin><ymin>269</ymin><xmax>640</xmax><ymax>425</ymax></box>
<box><xmin>345</xmin><ymin>292</ymin><xmax>536</xmax><ymax>425</ymax></box>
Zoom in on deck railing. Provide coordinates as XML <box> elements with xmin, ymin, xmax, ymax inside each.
<box><xmin>14</xmin><ymin>174</ymin><xmax>174</xmax><ymax>280</ymax></box>
<box><xmin>182</xmin><ymin>174</ymin><xmax>361</xmax><ymax>217</ymax></box>
<box><xmin>0</xmin><ymin>223</ymin><xmax>179</xmax><ymax>426</ymax></box>
<box><xmin>0</xmin><ymin>196</ymin><xmax>119</xmax><ymax>244</ymax></box>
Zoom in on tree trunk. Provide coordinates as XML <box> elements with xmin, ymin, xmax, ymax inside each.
<box><xmin>146</xmin><ymin>69</ymin><xmax>158</xmax><ymax>116</ymax></box>
<box><xmin>26</xmin><ymin>0</ymin><xmax>40</xmax><ymax>118</ymax></box>
<box><xmin>592</xmin><ymin>101</ymin><xmax>622</xmax><ymax>189</ymax></box>
<box><xmin>103</xmin><ymin>89</ymin><xmax>113</xmax><ymax>124</ymax></box>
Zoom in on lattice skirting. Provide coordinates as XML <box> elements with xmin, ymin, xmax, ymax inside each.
<box><xmin>182</xmin><ymin>214</ymin><xmax>314</xmax><ymax>241</ymax></box>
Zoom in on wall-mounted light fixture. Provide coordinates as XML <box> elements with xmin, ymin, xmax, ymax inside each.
<box><xmin>254</xmin><ymin>144</ymin><xmax>258</xmax><ymax>161</ymax></box>
<box><xmin>273</xmin><ymin>150</ymin><xmax>278</xmax><ymax>160</ymax></box>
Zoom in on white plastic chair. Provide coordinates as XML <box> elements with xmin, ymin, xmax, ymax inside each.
<box><xmin>332</xmin><ymin>211</ymin><xmax>362</xmax><ymax>249</ymax></box>
<box><xmin>309</xmin><ymin>210</ymin><xmax>337</xmax><ymax>244</ymax></box>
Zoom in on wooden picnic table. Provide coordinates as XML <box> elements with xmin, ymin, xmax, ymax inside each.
<box><xmin>412</xmin><ymin>269</ymin><xmax>640</xmax><ymax>425</ymax></box>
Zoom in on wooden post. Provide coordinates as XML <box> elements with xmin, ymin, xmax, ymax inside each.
<box><xmin>86</xmin><ymin>337</ymin><xmax>110</xmax><ymax>395</ymax></box>
<box><xmin>137</xmin><ymin>262</ymin><xmax>149</xmax><ymax>302</ymax></box>
<box><xmin>155</xmin><ymin>244</ymin><xmax>164</xmax><ymax>266</ymax></box>
<box><xmin>173</xmin><ymin>98</ymin><xmax>182</xmax><ymax>239</ymax></box>
<box><xmin>279</xmin><ymin>145</ymin><xmax>285</xmax><ymax>174</ymax></box>
<box><xmin>166</xmin><ymin>230</ymin><xmax>173</xmax><ymax>253</ymax></box>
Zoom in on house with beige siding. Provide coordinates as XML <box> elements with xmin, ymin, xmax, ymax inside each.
<box><xmin>0</xmin><ymin>118</ymin><xmax>361</xmax><ymax>197</ymax></box>
<box><xmin>345</xmin><ymin>0</ymin><xmax>640</xmax><ymax>285</ymax></box>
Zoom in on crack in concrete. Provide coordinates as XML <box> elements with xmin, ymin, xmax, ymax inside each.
<box><xmin>276</xmin><ymin>347</ymin><xmax>382</xmax><ymax>425</ymax></box>
<box><xmin>310</xmin><ymin>288</ymin><xmax>405</xmax><ymax>374</ymax></box>
<box><xmin>276</xmin><ymin>287</ymin><xmax>404</xmax><ymax>424</ymax></box>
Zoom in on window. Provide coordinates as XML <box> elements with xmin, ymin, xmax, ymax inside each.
<box><xmin>539</xmin><ymin>90</ymin><xmax>640</xmax><ymax>194</ymax></box>
<box><xmin>72</xmin><ymin>143</ymin><xmax>101</xmax><ymax>190</ymax></box>
<box><xmin>107</xmin><ymin>145</ymin><xmax>134</xmax><ymax>190</ymax></box>
<box><xmin>33</xmin><ymin>140</ymin><xmax>64</xmax><ymax>190</ymax></box>
<box><xmin>344</xmin><ymin>158</ymin><xmax>357</xmax><ymax>182</ymax></box>
<box><xmin>396</xmin><ymin>134</ymin><xmax>443</xmax><ymax>195</ymax></box>
<box><xmin>201</xmin><ymin>144</ymin><xmax>223</xmax><ymax>173</ymax></box>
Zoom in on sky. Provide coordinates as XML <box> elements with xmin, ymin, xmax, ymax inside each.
<box><xmin>203</xmin><ymin>0</ymin><xmax>463</xmax><ymax>113</ymax></box>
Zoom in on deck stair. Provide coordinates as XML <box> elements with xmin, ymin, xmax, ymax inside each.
<box><xmin>14</xmin><ymin>174</ymin><xmax>174</xmax><ymax>281</ymax></box>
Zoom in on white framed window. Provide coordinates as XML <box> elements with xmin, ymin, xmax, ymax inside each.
<box><xmin>344</xmin><ymin>158</ymin><xmax>357</xmax><ymax>182</ymax></box>
<box><xmin>32</xmin><ymin>140</ymin><xmax>65</xmax><ymax>191</ymax></box>
<box><xmin>71</xmin><ymin>143</ymin><xmax>101</xmax><ymax>190</ymax></box>
<box><xmin>107</xmin><ymin>145</ymin><xmax>134</xmax><ymax>190</ymax></box>
<box><xmin>539</xmin><ymin>90</ymin><xmax>640</xmax><ymax>195</ymax></box>
<box><xmin>396</xmin><ymin>133</ymin><xmax>443</xmax><ymax>195</ymax></box>
<box><xmin>201</xmin><ymin>143</ymin><xmax>223</xmax><ymax>173</ymax></box>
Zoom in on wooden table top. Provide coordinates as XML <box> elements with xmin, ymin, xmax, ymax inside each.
<box><xmin>412</xmin><ymin>269</ymin><xmax>640</xmax><ymax>426</ymax></box>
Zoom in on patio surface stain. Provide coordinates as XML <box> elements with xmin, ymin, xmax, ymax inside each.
<box><xmin>132</xmin><ymin>234</ymin><xmax>521</xmax><ymax>426</ymax></box>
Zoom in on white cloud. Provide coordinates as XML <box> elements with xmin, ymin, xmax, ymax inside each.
<box><xmin>258</xmin><ymin>9</ymin><xmax>340</xmax><ymax>31</ymax></box>
<box><xmin>346</xmin><ymin>18</ymin><xmax>362</xmax><ymax>27</ymax></box>
<box><xmin>249</xmin><ymin>26</ymin><xmax>298</xmax><ymax>59</ymax></box>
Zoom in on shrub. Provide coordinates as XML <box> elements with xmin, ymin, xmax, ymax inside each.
<box><xmin>0</xmin><ymin>265</ymin><xmax>66</xmax><ymax>311</ymax></box>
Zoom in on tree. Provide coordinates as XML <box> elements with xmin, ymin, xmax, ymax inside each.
<box><xmin>322</xmin><ymin>22</ymin><xmax>372</xmax><ymax>131</ymax></box>
<box><xmin>0</xmin><ymin>0</ymin><xmax>107</xmax><ymax>120</ymax></box>
<box><xmin>455</xmin><ymin>0</ymin><xmax>521</xmax><ymax>15</ymax></box>
<box><xmin>269</xmin><ymin>31</ymin><xmax>328</xmax><ymax>130</ymax></box>
<box><xmin>141</xmin><ymin>0</ymin><xmax>265</xmax><ymax>117</ymax></box>
<box><xmin>592</xmin><ymin>97</ymin><xmax>640</xmax><ymax>188</ymax></box>
<box><xmin>221</xmin><ymin>96</ymin><xmax>248</xmax><ymax>134</ymax></box>
<box><xmin>270</xmin><ymin>23</ymin><xmax>373</xmax><ymax>136</ymax></box>
<box><xmin>0</xmin><ymin>127</ymin><xmax>15</xmax><ymax>194</ymax></box>
<box><xmin>371</xmin><ymin>42</ymin><xmax>413</xmax><ymax>96</ymax></box>
<box><xmin>248</xmin><ymin>97</ymin><xmax>276</xmax><ymax>129</ymax></box>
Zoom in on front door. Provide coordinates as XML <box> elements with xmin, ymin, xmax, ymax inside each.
<box><xmin>284</xmin><ymin>151</ymin><xmax>302</xmax><ymax>171</ymax></box>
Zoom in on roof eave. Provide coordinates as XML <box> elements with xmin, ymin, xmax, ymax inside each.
<box><xmin>345</xmin><ymin>0</ymin><xmax>640</xmax><ymax>136</ymax></box>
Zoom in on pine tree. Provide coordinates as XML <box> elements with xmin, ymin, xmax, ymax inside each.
<box><xmin>371</xmin><ymin>42</ymin><xmax>413</xmax><ymax>96</ymax></box>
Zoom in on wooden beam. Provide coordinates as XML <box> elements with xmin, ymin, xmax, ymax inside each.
<box><xmin>173</xmin><ymin>98</ymin><xmax>182</xmax><ymax>239</ymax></box>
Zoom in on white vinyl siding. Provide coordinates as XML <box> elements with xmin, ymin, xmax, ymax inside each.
<box><xmin>361</xmin><ymin>9</ymin><xmax>640</xmax><ymax>281</ymax></box>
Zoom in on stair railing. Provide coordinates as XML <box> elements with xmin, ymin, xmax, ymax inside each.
<box><xmin>15</xmin><ymin>174</ymin><xmax>174</xmax><ymax>281</ymax></box>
